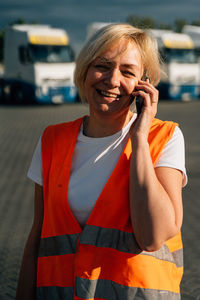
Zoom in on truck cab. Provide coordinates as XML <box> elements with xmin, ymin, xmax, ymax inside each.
<box><xmin>182</xmin><ymin>25</ymin><xmax>200</xmax><ymax>59</ymax></box>
<box><xmin>3</xmin><ymin>24</ymin><xmax>78</xmax><ymax>104</ymax></box>
<box><xmin>149</xmin><ymin>29</ymin><xmax>200</xmax><ymax>100</ymax></box>
<box><xmin>86</xmin><ymin>24</ymin><xmax>200</xmax><ymax>101</ymax></box>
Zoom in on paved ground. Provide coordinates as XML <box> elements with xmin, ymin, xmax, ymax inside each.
<box><xmin>0</xmin><ymin>101</ymin><xmax>199</xmax><ymax>299</ymax></box>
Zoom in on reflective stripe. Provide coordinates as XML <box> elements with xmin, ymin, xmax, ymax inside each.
<box><xmin>171</xmin><ymin>248</ymin><xmax>183</xmax><ymax>268</ymax></box>
<box><xmin>38</xmin><ymin>233</ymin><xmax>80</xmax><ymax>257</ymax></box>
<box><xmin>80</xmin><ymin>224</ymin><xmax>141</xmax><ymax>254</ymax></box>
<box><xmin>76</xmin><ymin>277</ymin><xmax>180</xmax><ymax>300</ymax></box>
<box><xmin>37</xmin><ymin>286</ymin><xmax>74</xmax><ymax>300</ymax></box>
<box><xmin>80</xmin><ymin>225</ymin><xmax>183</xmax><ymax>267</ymax></box>
<box><xmin>38</xmin><ymin>226</ymin><xmax>183</xmax><ymax>268</ymax></box>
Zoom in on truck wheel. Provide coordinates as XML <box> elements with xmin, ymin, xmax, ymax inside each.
<box><xmin>0</xmin><ymin>80</ymin><xmax>5</xmax><ymax>103</ymax></box>
<box><xmin>0</xmin><ymin>86</ymin><xmax>3</xmax><ymax>103</ymax></box>
<box><xmin>10</xmin><ymin>86</ymin><xmax>24</xmax><ymax>104</ymax></box>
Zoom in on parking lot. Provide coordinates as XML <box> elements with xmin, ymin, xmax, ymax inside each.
<box><xmin>0</xmin><ymin>101</ymin><xmax>200</xmax><ymax>299</ymax></box>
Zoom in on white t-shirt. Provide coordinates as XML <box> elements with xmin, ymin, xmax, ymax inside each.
<box><xmin>27</xmin><ymin>114</ymin><xmax>187</xmax><ymax>226</ymax></box>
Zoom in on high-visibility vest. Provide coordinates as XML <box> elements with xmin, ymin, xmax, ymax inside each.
<box><xmin>37</xmin><ymin>117</ymin><xmax>183</xmax><ymax>300</ymax></box>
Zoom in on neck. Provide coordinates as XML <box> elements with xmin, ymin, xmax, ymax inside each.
<box><xmin>83</xmin><ymin>110</ymin><xmax>133</xmax><ymax>138</ymax></box>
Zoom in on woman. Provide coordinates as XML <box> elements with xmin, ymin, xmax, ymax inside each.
<box><xmin>16</xmin><ymin>23</ymin><xmax>187</xmax><ymax>300</ymax></box>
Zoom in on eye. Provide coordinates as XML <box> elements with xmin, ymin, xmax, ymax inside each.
<box><xmin>122</xmin><ymin>70</ymin><xmax>136</xmax><ymax>77</ymax></box>
<box><xmin>94</xmin><ymin>64</ymin><xmax>109</xmax><ymax>71</ymax></box>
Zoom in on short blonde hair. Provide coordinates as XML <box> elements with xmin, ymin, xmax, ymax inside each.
<box><xmin>74</xmin><ymin>23</ymin><xmax>161</xmax><ymax>102</ymax></box>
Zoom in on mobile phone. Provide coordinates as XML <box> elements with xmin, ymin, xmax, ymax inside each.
<box><xmin>136</xmin><ymin>96</ymin><xmax>144</xmax><ymax>115</ymax></box>
<box><xmin>135</xmin><ymin>75</ymin><xmax>149</xmax><ymax>115</ymax></box>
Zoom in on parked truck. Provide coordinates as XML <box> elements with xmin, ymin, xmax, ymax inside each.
<box><xmin>182</xmin><ymin>25</ymin><xmax>200</xmax><ymax>60</ymax></box>
<box><xmin>0</xmin><ymin>24</ymin><xmax>78</xmax><ymax>104</ymax></box>
<box><xmin>148</xmin><ymin>29</ymin><xmax>200</xmax><ymax>100</ymax></box>
<box><xmin>86</xmin><ymin>22</ymin><xmax>111</xmax><ymax>41</ymax></box>
<box><xmin>86</xmin><ymin>23</ymin><xmax>200</xmax><ymax>101</ymax></box>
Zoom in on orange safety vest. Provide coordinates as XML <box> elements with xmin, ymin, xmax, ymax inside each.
<box><xmin>37</xmin><ymin>117</ymin><xmax>183</xmax><ymax>300</ymax></box>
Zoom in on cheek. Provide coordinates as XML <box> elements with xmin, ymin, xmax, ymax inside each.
<box><xmin>123</xmin><ymin>78</ymin><xmax>138</xmax><ymax>94</ymax></box>
<box><xmin>85</xmin><ymin>69</ymin><xmax>103</xmax><ymax>86</ymax></box>
<box><xmin>84</xmin><ymin>71</ymin><xmax>100</xmax><ymax>99</ymax></box>
<box><xmin>84</xmin><ymin>73</ymin><xmax>94</xmax><ymax>94</ymax></box>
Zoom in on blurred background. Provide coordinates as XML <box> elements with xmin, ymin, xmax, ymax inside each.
<box><xmin>1</xmin><ymin>0</ymin><xmax>200</xmax><ymax>53</ymax></box>
<box><xmin>0</xmin><ymin>0</ymin><xmax>200</xmax><ymax>299</ymax></box>
<box><xmin>1</xmin><ymin>0</ymin><xmax>200</xmax><ymax>104</ymax></box>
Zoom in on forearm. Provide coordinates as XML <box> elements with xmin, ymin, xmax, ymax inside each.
<box><xmin>15</xmin><ymin>183</ymin><xmax>44</xmax><ymax>300</ymax></box>
<box><xmin>130</xmin><ymin>136</ymin><xmax>180</xmax><ymax>251</ymax></box>
<box><xmin>15</xmin><ymin>227</ymin><xmax>40</xmax><ymax>300</ymax></box>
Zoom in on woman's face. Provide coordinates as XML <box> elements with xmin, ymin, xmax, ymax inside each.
<box><xmin>84</xmin><ymin>39</ymin><xmax>143</xmax><ymax>116</ymax></box>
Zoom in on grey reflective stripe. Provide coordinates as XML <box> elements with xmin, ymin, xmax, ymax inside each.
<box><xmin>37</xmin><ymin>286</ymin><xmax>74</xmax><ymax>300</ymax></box>
<box><xmin>171</xmin><ymin>248</ymin><xmax>184</xmax><ymax>267</ymax></box>
<box><xmin>38</xmin><ymin>233</ymin><xmax>80</xmax><ymax>257</ymax></box>
<box><xmin>38</xmin><ymin>226</ymin><xmax>183</xmax><ymax>268</ymax></box>
<box><xmin>76</xmin><ymin>277</ymin><xmax>180</xmax><ymax>300</ymax></box>
<box><xmin>80</xmin><ymin>224</ymin><xmax>141</xmax><ymax>253</ymax></box>
<box><xmin>80</xmin><ymin>225</ymin><xmax>183</xmax><ymax>267</ymax></box>
<box><xmin>143</xmin><ymin>247</ymin><xmax>183</xmax><ymax>268</ymax></box>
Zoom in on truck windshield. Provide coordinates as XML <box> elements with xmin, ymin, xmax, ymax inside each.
<box><xmin>164</xmin><ymin>48</ymin><xmax>197</xmax><ymax>64</ymax></box>
<box><xmin>28</xmin><ymin>44</ymin><xmax>75</xmax><ymax>63</ymax></box>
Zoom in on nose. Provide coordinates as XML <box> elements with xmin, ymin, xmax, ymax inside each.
<box><xmin>104</xmin><ymin>68</ymin><xmax>121</xmax><ymax>87</ymax></box>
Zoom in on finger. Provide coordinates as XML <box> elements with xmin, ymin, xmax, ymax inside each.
<box><xmin>135</xmin><ymin>84</ymin><xmax>158</xmax><ymax>105</ymax></box>
<box><xmin>137</xmin><ymin>80</ymin><xmax>158</xmax><ymax>94</ymax></box>
<box><xmin>132</xmin><ymin>90</ymin><xmax>151</xmax><ymax>107</ymax></box>
<box><xmin>136</xmin><ymin>82</ymin><xmax>157</xmax><ymax>94</ymax></box>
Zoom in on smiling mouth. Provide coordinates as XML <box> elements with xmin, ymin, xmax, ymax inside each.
<box><xmin>96</xmin><ymin>89</ymin><xmax>121</xmax><ymax>100</ymax></box>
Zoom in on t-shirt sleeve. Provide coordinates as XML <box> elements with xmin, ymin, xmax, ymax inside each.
<box><xmin>27</xmin><ymin>136</ymin><xmax>43</xmax><ymax>186</ymax></box>
<box><xmin>154</xmin><ymin>126</ymin><xmax>187</xmax><ymax>187</ymax></box>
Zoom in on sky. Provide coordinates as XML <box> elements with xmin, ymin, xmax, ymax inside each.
<box><xmin>1</xmin><ymin>0</ymin><xmax>200</xmax><ymax>52</ymax></box>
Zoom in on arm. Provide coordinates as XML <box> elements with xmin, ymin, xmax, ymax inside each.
<box><xmin>15</xmin><ymin>183</ymin><xmax>44</xmax><ymax>300</ymax></box>
<box><xmin>129</xmin><ymin>80</ymin><xmax>183</xmax><ymax>252</ymax></box>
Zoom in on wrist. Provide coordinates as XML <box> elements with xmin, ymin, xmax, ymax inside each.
<box><xmin>130</xmin><ymin>132</ymin><xmax>149</xmax><ymax>147</ymax></box>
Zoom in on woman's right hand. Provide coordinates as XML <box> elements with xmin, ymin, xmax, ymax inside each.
<box><xmin>129</xmin><ymin>79</ymin><xmax>159</xmax><ymax>141</ymax></box>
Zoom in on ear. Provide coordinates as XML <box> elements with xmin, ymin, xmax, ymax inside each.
<box><xmin>142</xmin><ymin>71</ymin><xmax>150</xmax><ymax>82</ymax></box>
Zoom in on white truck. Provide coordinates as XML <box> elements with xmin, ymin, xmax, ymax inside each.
<box><xmin>1</xmin><ymin>24</ymin><xmax>78</xmax><ymax>104</ymax></box>
<box><xmin>182</xmin><ymin>25</ymin><xmax>200</xmax><ymax>46</ymax></box>
<box><xmin>86</xmin><ymin>22</ymin><xmax>111</xmax><ymax>41</ymax></box>
<box><xmin>148</xmin><ymin>29</ymin><xmax>200</xmax><ymax>100</ymax></box>
<box><xmin>86</xmin><ymin>24</ymin><xmax>200</xmax><ymax>101</ymax></box>
<box><xmin>182</xmin><ymin>25</ymin><xmax>200</xmax><ymax>60</ymax></box>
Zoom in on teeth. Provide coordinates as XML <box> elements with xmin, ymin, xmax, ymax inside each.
<box><xmin>100</xmin><ymin>90</ymin><xmax>119</xmax><ymax>98</ymax></box>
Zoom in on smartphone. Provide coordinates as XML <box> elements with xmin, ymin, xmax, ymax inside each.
<box><xmin>136</xmin><ymin>96</ymin><xmax>144</xmax><ymax>115</ymax></box>
<box><xmin>135</xmin><ymin>76</ymin><xmax>149</xmax><ymax>115</ymax></box>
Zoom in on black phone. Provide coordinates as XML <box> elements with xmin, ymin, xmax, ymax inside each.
<box><xmin>135</xmin><ymin>75</ymin><xmax>149</xmax><ymax>115</ymax></box>
<box><xmin>136</xmin><ymin>96</ymin><xmax>144</xmax><ymax>115</ymax></box>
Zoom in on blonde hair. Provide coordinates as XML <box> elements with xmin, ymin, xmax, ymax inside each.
<box><xmin>74</xmin><ymin>23</ymin><xmax>161</xmax><ymax>102</ymax></box>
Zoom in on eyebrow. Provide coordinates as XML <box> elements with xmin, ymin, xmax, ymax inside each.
<box><xmin>122</xmin><ymin>63</ymin><xmax>140</xmax><ymax>69</ymax></box>
<box><xmin>95</xmin><ymin>57</ymin><xmax>112</xmax><ymax>64</ymax></box>
<box><xmin>95</xmin><ymin>57</ymin><xmax>139</xmax><ymax>69</ymax></box>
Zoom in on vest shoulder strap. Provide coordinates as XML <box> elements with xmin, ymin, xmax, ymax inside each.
<box><xmin>41</xmin><ymin>117</ymin><xmax>83</xmax><ymax>188</ymax></box>
<box><xmin>149</xmin><ymin>118</ymin><xmax>178</xmax><ymax>165</ymax></box>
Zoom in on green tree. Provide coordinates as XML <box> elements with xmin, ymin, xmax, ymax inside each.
<box><xmin>9</xmin><ymin>17</ymin><xmax>26</xmax><ymax>26</ymax></box>
<box><xmin>126</xmin><ymin>15</ymin><xmax>156</xmax><ymax>29</ymax></box>
<box><xmin>191</xmin><ymin>20</ymin><xmax>200</xmax><ymax>26</ymax></box>
<box><xmin>158</xmin><ymin>23</ymin><xmax>172</xmax><ymax>30</ymax></box>
<box><xmin>174</xmin><ymin>18</ymin><xmax>187</xmax><ymax>32</ymax></box>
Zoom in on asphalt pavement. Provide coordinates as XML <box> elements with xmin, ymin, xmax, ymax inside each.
<box><xmin>0</xmin><ymin>100</ymin><xmax>199</xmax><ymax>300</ymax></box>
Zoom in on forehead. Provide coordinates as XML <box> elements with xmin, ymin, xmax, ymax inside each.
<box><xmin>96</xmin><ymin>39</ymin><xmax>142</xmax><ymax>66</ymax></box>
